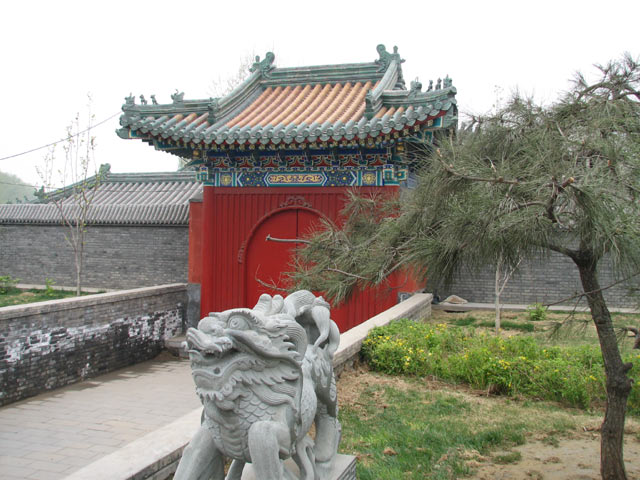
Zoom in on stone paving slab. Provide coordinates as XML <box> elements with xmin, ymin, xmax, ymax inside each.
<box><xmin>0</xmin><ymin>353</ymin><xmax>201</xmax><ymax>480</ymax></box>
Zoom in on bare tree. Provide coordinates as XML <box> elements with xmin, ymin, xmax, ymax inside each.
<box><xmin>37</xmin><ymin>103</ymin><xmax>102</xmax><ymax>295</ymax></box>
<box><xmin>494</xmin><ymin>254</ymin><xmax>520</xmax><ymax>334</ymax></box>
<box><xmin>207</xmin><ymin>53</ymin><xmax>255</xmax><ymax>98</ymax></box>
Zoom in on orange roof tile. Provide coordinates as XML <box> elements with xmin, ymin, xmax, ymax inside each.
<box><xmin>226</xmin><ymin>81</ymin><xmax>376</xmax><ymax>128</ymax></box>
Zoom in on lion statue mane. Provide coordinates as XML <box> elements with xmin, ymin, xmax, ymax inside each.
<box><xmin>174</xmin><ymin>290</ymin><xmax>341</xmax><ymax>480</ymax></box>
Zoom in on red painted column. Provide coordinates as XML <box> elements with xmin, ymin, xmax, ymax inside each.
<box><xmin>200</xmin><ymin>185</ymin><xmax>215</xmax><ymax>318</ymax></box>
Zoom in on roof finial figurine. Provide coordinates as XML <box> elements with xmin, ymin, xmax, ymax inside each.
<box><xmin>151</xmin><ymin>94</ymin><xmax>158</xmax><ymax>105</ymax></box>
<box><xmin>427</xmin><ymin>80</ymin><xmax>433</xmax><ymax>92</ymax></box>
<box><xmin>124</xmin><ymin>93</ymin><xmax>135</xmax><ymax>107</ymax></box>
<box><xmin>98</xmin><ymin>163</ymin><xmax>111</xmax><ymax>178</ymax></box>
<box><xmin>443</xmin><ymin>76</ymin><xmax>452</xmax><ymax>88</ymax></box>
<box><xmin>34</xmin><ymin>186</ymin><xmax>46</xmax><ymax>202</ymax></box>
<box><xmin>207</xmin><ymin>98</ymin><xmax>220</xmax><ymax>123</ymax></box>
<box><xmin>410</xmin><ymin>78</ymin><xmax>422</xmax><ymax>96</ymax></box>
<box><xmin>436</xmin><ymin>78</ymin><xmax>442</xmax><ymax>90</ymax></box>
<box><xmin>171</xmin><ymin>90</ymin><xmax>185</xmax><ymax>104</ymax></box>
<box><xmin>375</xmin><ymin>44</ymin><xmax>405</xmax><ymax>71</ymax></box>
<box><xmin>140</xmin><ymin>95</ymin><xmax>147</xmax><ymax>105</ymax></box>
<box><xmin>249</xmin><ymin>52</ymin><xmax>276</xmax><ymax>75</ymax></box>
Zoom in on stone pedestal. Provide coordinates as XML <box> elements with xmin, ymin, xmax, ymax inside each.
<box><xmin>241</xmin><ymin>454</ymin><xmax>356</xmax><ymax>480</ymax></box>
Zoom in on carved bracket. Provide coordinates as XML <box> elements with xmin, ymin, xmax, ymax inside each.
<box><xmin>279</xmin><ymin>196</ymin><xmax>312</xmax><ymax>209</ymax></box>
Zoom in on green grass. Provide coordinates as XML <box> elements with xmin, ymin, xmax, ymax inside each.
<box><xmin>339</xmin><ymin>373</ymin><xmax>586</xmax><ymax>480</ymax></box>
<box><xmin>477</xmin><ymin>320</ymin><xmax>534</xmax><ymax>332</ymax></box>
<box><xmin>451</xmin><ymin>316</ymin><xmax>477</xmax><ymax>327</ymax></box>
<box><xmin>0</xmin><ymin>287</ymin><xmax>92</xmax><ymax>307</ymax></box>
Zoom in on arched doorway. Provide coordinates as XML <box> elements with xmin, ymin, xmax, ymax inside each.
<box><xmin>244</xmin><ymin>207</ymin><xmax>322</xmax><ymax>307</ymax></box>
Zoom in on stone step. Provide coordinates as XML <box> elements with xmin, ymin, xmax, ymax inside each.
<box><xmin>165</xmin><ymin>334</ymin><xmax>189</xmax><ymax>358</ymax></box>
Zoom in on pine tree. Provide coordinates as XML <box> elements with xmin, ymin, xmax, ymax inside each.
<box><xmin>292</xmin><ymin>54</ymin><xmax>640</xmax><ymax>479</ymax></box>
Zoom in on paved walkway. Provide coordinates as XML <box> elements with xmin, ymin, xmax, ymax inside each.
<box><xmin>0</xmin><ymin>353</ymin><xmax>201</xmax><ymax>480</ymax></box>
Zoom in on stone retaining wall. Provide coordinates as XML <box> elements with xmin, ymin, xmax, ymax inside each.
<box><xmin>0</xmin><ymin>284</ymin><xmax>188</xmax><ymax>406</ymax></box>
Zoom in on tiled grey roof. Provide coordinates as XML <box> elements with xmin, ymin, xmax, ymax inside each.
<box><xmin>0</xmin><ymin>172</ymin><xmax>200</xmax><ymax>226</ymax></box>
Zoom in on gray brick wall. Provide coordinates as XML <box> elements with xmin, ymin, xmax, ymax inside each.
<box><xmin>0</xmin><ymin>284</ymin><xmax>188</xmax><ymax>406</ymax></box>
<box><xmin>430</xmin><ymin>251</ymin><xmax>638</xmax><ymax>308</ymax></box>
<box><xmin>0</xmin><ymin>224</ymin><xmax>189</xmax><ymax>289</ymax></box>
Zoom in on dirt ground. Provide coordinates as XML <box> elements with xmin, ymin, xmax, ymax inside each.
<box><xmin>337</xmin><ymin>366</ymin><xmax>640</xmax><ymax>480</ymax></box>
<box><xmin>468</xmin><ymin>435</ymin><xmax>640</xmax><ymax>480</ymax></box>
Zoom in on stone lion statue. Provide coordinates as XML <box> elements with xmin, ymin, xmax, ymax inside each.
<box><xmin>174</xmin><ymin>290</ymin><xmax>342</xmax><ymax>480</ymax></box>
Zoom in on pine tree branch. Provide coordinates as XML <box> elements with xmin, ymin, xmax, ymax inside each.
<box><xmin>437</xmin><ymin>140</ymin><xmax>521</xmax><ymax>185</ymax></box>
<box><xmin>254</xmin><ymin>276</ymin><xmax>288</xmax><ymax>292</ymax></box>
<box><xmin>545</xmin><ymin>242</ymin><xmax>579</xmax><ymax>261</ymax></box>
<box><xmin>544</xmin><ymin>270</ymin><xmax>640</xmax><ymax>307</ymax></box>
<box><xmin>325</xmin><ymin>268</ymin><xmax>369</xmax><ymax>280</ymax></box>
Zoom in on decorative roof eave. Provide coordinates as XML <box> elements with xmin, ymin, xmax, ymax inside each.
<box><xmin>381</xmin><ymin>84</ymin><xmax>457</xmax><ymax>108</ymax></box>
<box><xmin>119</xmin><ymin>53</ymin><xmax>276</xmax><ymax>134</ymax></box>
<box><xmin>131</xmin><ymin>109</ymin><xmax>449</xmax><ymax>155</ymax></box>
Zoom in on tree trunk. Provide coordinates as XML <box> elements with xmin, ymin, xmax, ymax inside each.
<box><xmin>576</xmin><ymin>260</ymin><xmax>633</xmax><ymax>479</ymax></box>
<box><xmin>495</xmin><ymin>261</ymin><xmax>501</xmax><ymax>335</ymax></box>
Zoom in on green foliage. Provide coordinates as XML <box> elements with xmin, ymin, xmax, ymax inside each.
<box><xmin>292</xmin><ymin>54</ymin><xmax>640</xmax><ymax>305</ymax></box>
<box><xmin>0</xmin><ymin>170</ymin><xmax>34</xmax><ymax>203</ymax></box>
<box><xmin>44</xmin><ymin>278</ymin><xmax>56</xmax><ymax>297</ymax></box>
<box><xmin>451</xmin><ymin>315</ymin><xmax>477</xmax><ymax>326</ymax></box>
<box><xmin>0</xmin><ymin>275</ymin><xmax>20</xmax><ymax>294</ymax></box>
<box><xmin>526</xmin><ymin>303</ymin><xmax>548</xmax><ymax>322</ymax></box>
<box><xmin>0</xmin><ymin>287</ymin><xmax>86</xmax><ymax>307</ymax></box>
<box><xmin>362</xmin><ymin>319</ymin><xmax>640</xmax><ymax>413</ymax></box>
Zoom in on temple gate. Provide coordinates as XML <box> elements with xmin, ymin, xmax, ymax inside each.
<box><xmin>117</xmin><ymin>45</ymin><xmax>457</xmax><ymax>331</ymax></box>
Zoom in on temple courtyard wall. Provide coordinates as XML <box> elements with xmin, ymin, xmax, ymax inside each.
<box><xmin>0</xmin><ymin>284</ymin><xmax>188</xmax><ymax>406</ymax></box>
<box><xmin>0</xmin><ymin>224</ymin><xmax>189</xmax><ymax>289</ymax></box>
<box><xmin>432</xmin><ymin>251</ymin><xmax>637</xmax><ymax>308</ymax></box>
<box><xmin>1</xmin><ymin>222</ymin><xmax>638</xmax><ymax>309</ymax></box>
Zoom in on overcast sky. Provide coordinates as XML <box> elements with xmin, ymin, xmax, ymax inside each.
<box><xmin>1</xmin><ymin>0</ymin><xmax>638</xmax><ymax>190</ymax></box>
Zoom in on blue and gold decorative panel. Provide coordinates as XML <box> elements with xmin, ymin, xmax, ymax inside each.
<box><xmin>199</xmin><ymin>146</ymin><xmax>412</xmax><ymax>187</ymax></box>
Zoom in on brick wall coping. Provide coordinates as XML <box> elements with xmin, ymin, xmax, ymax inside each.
<box><xmin>0</xmin><ymin>283</ymin><xmax>188</xmax><ymax>321</ymax></box>
<box><xmin>63</xmin><ymin>292</ymin><xmax>433</xmax><ymax>480</ymax></box>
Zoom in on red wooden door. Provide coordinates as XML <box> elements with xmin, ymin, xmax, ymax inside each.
<box><xmin>245</xmin><ymin>208</ymin><xmax>321</xmax><ymax>307</ymax></box>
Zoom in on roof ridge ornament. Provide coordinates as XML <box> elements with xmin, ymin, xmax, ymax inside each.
<box><xmin>123</xmin><ymin>93</ymin><xmax>135</xmax><ymax>111</ymax></box>
<box><xmin>171</xmin><ymin>90</ymin><xmax>185</xmax><ymax>104</ymax></box>
<box><xmin>375</xmin><ymin>44</ymin><xmax>404</xmax><ymax>72</ymax></box>
<box><xmin>208</xmin><ymin>98</ymin><xmax>219</xmax><ymax>124</ymax></box>
<box><xmin>409</xmin><ymin>78</ymin><xmax>422</xmax><ymax>98</ymax></box>
<box><xmin>249</xmin><ymin>52</ymin><xmax>276</xmax><ymax>76</ymax></box>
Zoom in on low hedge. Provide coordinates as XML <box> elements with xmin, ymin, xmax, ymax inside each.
<box><xmin>361</xmin><ymin>319</ymin><xmax>640</xmax><ymax>414</ymax></box>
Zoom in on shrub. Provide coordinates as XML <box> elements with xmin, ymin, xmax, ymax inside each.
<box><xmin>0</xmin><ymin>275</ymin><xmax>20</xmax><ymax>294</ymax></box>
<box><xmin>526</xmin><ymin>303</ymin><xmax>547</xmax><ymax>322</ymax></box>
<box><xmin>362</xmin><ymin>319</ymin><xmax>640</xmax><ymax>414</ymax></box>
<box><xmin>44</xmin><ymin>278</ymin><xmax>56</xmax><ymax>297</ymax></box>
